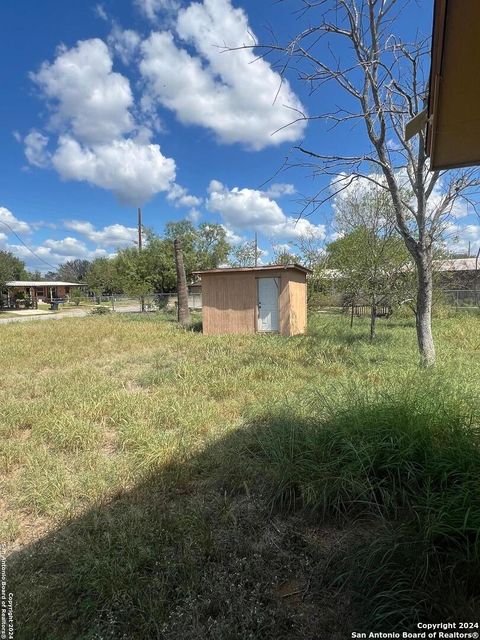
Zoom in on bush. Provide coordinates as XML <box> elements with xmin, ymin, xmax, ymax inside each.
<box><xmin>251</xmin><ymin>381</ymin><xmax>480</xmax><ymax>627</ymax></box>
<box><xmin>70</xmin><ymin>289</ymin><xmax>85</xmax><ymax>306</ymax></box>
<box><xmin>90</xmin><ymin>305</ymin><xmax>111</xmax><ymax>315</ymax></box>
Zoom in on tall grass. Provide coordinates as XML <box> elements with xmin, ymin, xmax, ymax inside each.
<box><xmin>252</xmin><ymin>378</ymin><xmax>480</xmax><ymax>626</ymax></box>
<box><xmin>3</xmin><ymin>311</ymin><xmax>480</xmax><ymax>637</ymax></box>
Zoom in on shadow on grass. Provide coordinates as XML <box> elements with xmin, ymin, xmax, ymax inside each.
<box><xmin>9</xmin><ymin>425</ymin><xmax>354</xmax><ymax>640</ymax></box>
<box><xmin>248</xmin><ymin>388</ymin><xmax>480</xmax><ymax>629</ymax></box>
<box><xmin>11</xmin><ymin>376</ymin><xmax>480</xmax><ymax>638</ymax></box>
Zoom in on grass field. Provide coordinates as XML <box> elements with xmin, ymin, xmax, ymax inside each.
<box><xmin>1</xmin><ymin>310</ymin><xmax>479</xmax><ymax>638</ymax></box>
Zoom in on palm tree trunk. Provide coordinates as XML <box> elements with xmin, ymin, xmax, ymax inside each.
<box><xmin>174</xmin><ymin>238</ymin><xmax>190</xmax><ymax>327</ymax></box>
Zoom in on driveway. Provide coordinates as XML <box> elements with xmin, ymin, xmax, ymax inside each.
<box><xmin>0</xmin><ymin>305</ymin><xmax>144</xmax><ymax>325</ymax></box>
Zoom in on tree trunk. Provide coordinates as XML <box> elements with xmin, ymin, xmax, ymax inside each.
<box><xmin>174</xmin><ymin>238</ymin><xmax>190</xmax><ymax>327</ymax></box>
<box><xmin>415</xmin><ymin>255</ymin><xmax>435</xmax><ymax>367</ymax></box>
<box><xmin>370</xmin><ymin>294</ymin><xmax>377</xmax><ymax>342</ymax></box>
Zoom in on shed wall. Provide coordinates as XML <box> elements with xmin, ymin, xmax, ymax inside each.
<box><xmin>277</xmin><ymin>275</ymin><xmax>290</xmax><ymax>336</ymax></box>
<box><xmin>202</xmin><ymin>272</ymin><xmax>256</xmax><ymax>335</ymax></box>
<box><xmin>286</xmin><ymin>270</ymin><xmax>308</xmax><ymax>335</ymax></box>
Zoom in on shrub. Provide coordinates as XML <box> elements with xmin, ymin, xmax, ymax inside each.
<box><xmin>90</xmin><ymin>305</ymin><xmax>111</xmax><ymax>315</ymax></box>
<box><xmin>70</xmin><ymin>289</ymin><xmax>85</xmax><ymax>306</ymax></box>
<box><xmin>251</xmin><ymin>380</ymin><xmax>480</xmax><ymax>627</ymax></box>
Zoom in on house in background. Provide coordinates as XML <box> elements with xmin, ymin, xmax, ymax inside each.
<box><xmin>3</xmin><ymin>280</ymin><xmax>82</xmax><ymax>309</ymax></box>
<box><xmin>193</xmin><ymin>264</ymin><xmax>311</xmax><ymax>336</ymax></box>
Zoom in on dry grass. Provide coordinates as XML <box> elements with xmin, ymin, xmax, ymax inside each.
<box><xmin>2</xmin><ymin>310</ymin><xmax>479</xmax><ymax>638</ymax></box>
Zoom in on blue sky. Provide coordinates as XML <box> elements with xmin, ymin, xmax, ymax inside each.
<box><xmin>1</xmin><ymin>0</ymin><xmax>478</xmax><ymax>271</ymax></box>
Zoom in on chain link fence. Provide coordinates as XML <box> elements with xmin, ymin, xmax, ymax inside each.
<box><xmin>86</xmin><ymin>293</ymin><xmax>202</xmax><ymax>312</ymax></box>
<box><xmin>442</xmin><ymin>289</ymin><xmax>480</xmax><ymax>309</ymax></box>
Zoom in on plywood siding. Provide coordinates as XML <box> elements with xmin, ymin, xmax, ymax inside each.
<box><xmin>286</xmin><ymin>270</ymin><xmax>308</xmax><ymax>335</ymax></box>
<box><xmin>278</xmin><ymin>275</ymin><xmax>290</xmax><ymax>336</ymax></box>
<box><xmin>202</xmin><ymin>272</ymin><xmax>257</xmax><ymax>335</ymax></box>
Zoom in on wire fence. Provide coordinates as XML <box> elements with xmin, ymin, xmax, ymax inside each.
<box><xmin>442</xmin><ymin>289</ymin><xmax>480</xmax><ymax>309</ymax></box>
<box><xmin>87</xmin><ymin>293</ymin><xmax>202</xmax><ymax>312</ymax></box>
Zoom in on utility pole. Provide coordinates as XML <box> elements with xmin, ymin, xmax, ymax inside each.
<box><xmin>138</xmin><ymin>207</ymin><xmax>145</xmax><ymax>312</ymax></box>
<box><xmin>137</xmin><ymin>207</ymin><xmax>143</xmax><ymax>251</ymax></box>
<box><xmin>254</xmin><ymin>232</ymin><xmax>258</xmax><ymax>267</ymax></box>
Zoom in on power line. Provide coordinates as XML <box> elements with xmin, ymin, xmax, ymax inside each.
<box><xmin>0</xmin><ymin>219</ymin><xmax>59</xmax><ymax>271</ymax></box>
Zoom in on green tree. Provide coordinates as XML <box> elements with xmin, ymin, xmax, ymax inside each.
<box><xmin>86</xmin><ymin>258</ymin><xmax>122</xmax><ymax>297</ymax></box>
<box><xmin>57</xmin><ymin>259</ymin><xmax>91</xmax><ymax>282</ymax></box>
<box><xmin>114</xmin><ymin>248</ymin><xmax>154</xmax><ymax>299</ymax></box>
<box><xmin>81</xmin><ymin>222</ymin><xmax>232</xmax><ymax>302</ymax></box>
<box><xmin>140</xmin><ymin>230</ymin><xmax>177</xmax><ymax>292</ymax></box>
<box><xmin>195</xmin><ymin>223</ymin><xmax>230</xmax><ymax>270</ymax></box>
<box><xmin>26</xmin><ymin>270</ymin><xmax>44</xmax><ymax>281</ymax></box>
<box><xmin>164</xmin><ymin>221</ymin><xmax>198</xmax><ymax>277</ymax></box>
<box><xmin>328</xmin><ymin>226</ymin><xmax>410</xmax><ymax>341</ymax></box>
<box><xmin>0</xmin><ymin>251</ymin><xmax>28</xmax><ymax>287</ymax></box>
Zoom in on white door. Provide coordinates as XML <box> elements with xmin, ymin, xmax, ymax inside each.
<box><xmin>257</xmin><ymin>278</ymin><xmax>279</xmax><ymax>332</ymax></box>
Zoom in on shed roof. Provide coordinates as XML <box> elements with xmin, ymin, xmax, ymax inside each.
<box><xmin>5</xmin><ymin>281</ymin><xmax>82</xmax><ymax>287</ymax></box>
<box><xmin>193</xmin><ymin>264</ymin><xmax>312</xmax><ymax>276</ymax></box>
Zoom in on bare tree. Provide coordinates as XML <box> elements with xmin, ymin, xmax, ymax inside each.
<box><xmin>292</xmin><ymin>228</ymin><xmax>326</xmax><ymax>270</ymax></box>
<box><xmin>232</xmin><ymin>0</ymin><xmax>480</xmax><ymax>365</ymax></box>
<box><xmin>230</xmin><ymin>240</ymin><xmax>263</xmax><ymax>267</ymax></box>
<box><xmin>174</xmin><ymin>238</ymin><xmax>190</xmax><ymax>327</ymax></box>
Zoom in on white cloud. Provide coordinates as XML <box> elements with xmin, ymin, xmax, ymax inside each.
<box><xmin>222</xmin><ymin>225</ymin><xmax>243</xmax><ymax>244</ymax></box>
<box><xmin>263</xmin><ymin>183</ymin><xmax>296</xmax><ymax>199</ymax></box>
<box><xmin>31</xmin><ymin>221</ymin><xmax>58</xmax><ymax>230</ymax></box>
<box><xmin>108</xmin><ymin>25</ymin><xmax>141</xmax><ymax>65</ymax></box>
<box><xmin>140</xmin><ymin>0</ymin><xmax>306</xmax><ymax>150</ymax></box>
<box><xmin>387</xmin><ymin>138</ymin><xmax>402</xmax><ymax>151</ymax></box>
<box><xmin>207</xmin><ymin>181</ymin><xmax>326</xmax><ymax>240</ymax></box>
<box><xmin>24</xmin><ymin>130</ymin><xmax>50</xmax><ymax>168</ymax></box>
<box><xmin>43</xmin><ymin>236</ymin><xmax>90</xmax><ymax>257</ymax></box>
<box><xmin>95</xmin><ymin>4</ymin><xmax>108</xmax><ymax>20</ymax></box>
<box><xmin>31</xmin><ymin>39</ymin><xmax>134</xmax><ymax>146</ymax></box>
<box><xmin>327</xmin><ymin>231</ymin><xmax>344</xmax><ymax>242</ymax></box>
<box><xmin>135</xmin><ymin>0</ymin><xmax>180</xmax><ymax>22</ymax></box>
<box><xmin>52</xmin><ymin>136</ymin><xmax>175</xmax><ymax>205</ymax></box>
<box><xmin>29</xmin><ymin>38</ymin><xmax>176</xmax><ymax>204</ymax></box>
<box><xmin>0</xmin><ymin>207</ymin><xmax>31</xmax><ymax>234</ymax></box>
<box><xmin>167</xmin><ymin>183</ymin><xmax>202</xmax><ymax>208</ymax></box>
<box><xmin>187</xmin><ymin>208</ymin><xmax>201</xmax><ymax>223</ymax></box>
<box><xmin>445</xmin><ymin>223</ymin><xmax>480</xmax><ymax>254</ymax></box>
<box><xmin>272</xmin><ymin>242</ymin><xmax>293</xmax><ymax>253</ymax></box>
<box><xmin>6</xmin><ymin>240</ymin><xmax>109</xmax><ymax>270</ymax></box>
<box><xmin>64</xmin><ymin>220</ymin><xmax>137</xmax><ymax>247</ymax></box>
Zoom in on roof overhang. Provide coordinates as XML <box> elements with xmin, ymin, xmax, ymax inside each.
<box><xmin>193</xmin><ymin>264</ymin><xmax>312</xmax><ymax>276</ymax></box>
<box><xmin>426</xmin><ymin>0</ymin><xmax>480</xmax><ymax>170</ymax></box>
<box><xmin>5</xmin><ymin>281</ymin><xmax>82</xmax><ymax>287</ymax></box>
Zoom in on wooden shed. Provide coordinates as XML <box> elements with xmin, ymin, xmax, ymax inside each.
<box><xmin>193</xmin><ymin>264</ymin><xmax>311</xmax><ymax>336</ymax></box>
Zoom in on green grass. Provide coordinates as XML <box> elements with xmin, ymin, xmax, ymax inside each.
<box><xmin>250</xmin><ymin>381</ymin><xmax>480</xmax><ymax>626</ymax></box>
<box><xmin>1</xmin><ymin>310</ymin><xmax>480</xmax><ymax>638</ymax></box>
